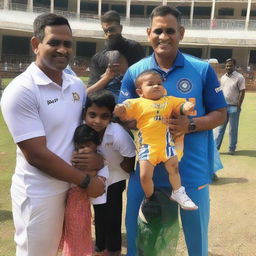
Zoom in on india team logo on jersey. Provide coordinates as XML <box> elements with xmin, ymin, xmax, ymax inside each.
<box><xmin>72</xmin><ymin>92</ymin><xmax>80</xmax><ymax>102</ymax></box>
<box><xmin>177</xmin><ymin>78</ymin><xmax>192</xmax><ymax>94</ymax></box>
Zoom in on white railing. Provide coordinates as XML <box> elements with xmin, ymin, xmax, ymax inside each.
<box><xmin>1</xmin><ymin>3</ymin><xmax>256</xmax><ymax>31</ymax></box>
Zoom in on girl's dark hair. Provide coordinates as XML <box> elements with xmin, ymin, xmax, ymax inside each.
<box><xmin>85</xmin><ymin>90</ymin><xmax>116</xmax><ymax>113</ymax></box>
<box><xmin>73</xmin><ymin>124</ymin><xmax>101</xmax><ymax>150</ymax></box>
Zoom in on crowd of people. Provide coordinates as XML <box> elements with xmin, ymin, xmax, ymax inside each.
<box><xmin>1</xmin><ymin>4</ymin><xmax>246</xmax><ymax>256</ymax></box>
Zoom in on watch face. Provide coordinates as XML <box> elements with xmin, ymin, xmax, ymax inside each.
<box><xmin>189</xmin><ymin>119</ymin><xmax>196</xmax><ymax>131</ymax></box>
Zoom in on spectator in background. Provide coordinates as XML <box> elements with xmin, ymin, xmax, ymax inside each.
<box><xmin>87</xmin><ymin>10</ymin><xmax>145</xmax><ymax>90</ymax></box>
<box><xmin>87</xmin><ymin>50</ymin><xmax>128</xmax><ymax>102</ymax></box>
<box><xmin>214</xmin><ymin>58</ymin><xmax>246</xmax><ymax>155</ymax></box>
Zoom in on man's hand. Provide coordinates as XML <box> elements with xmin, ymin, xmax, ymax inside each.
<box><xmin>164</xmin><ymin>114</ymin><xmax>190</xmax><ymax>137</ymax></box>
<box><xmin>101</xmin><ymin>63</ymin><xmax>119</xmax><ymax>81</ymax></box>
<box><xmin>86</xmin><ymin>176</ymin><xmax>105</xmax><ymax>198</ymax></box>
<box><xmin>71</xmin><ymin>149</ymin><xmax>104</xmax><ymax>172</ymax></box>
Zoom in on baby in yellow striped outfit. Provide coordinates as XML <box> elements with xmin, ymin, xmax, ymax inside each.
<box><xmin>114</xmin><ymin>70</ymin><xmax>198</xmax><ymax>210</ymax></box>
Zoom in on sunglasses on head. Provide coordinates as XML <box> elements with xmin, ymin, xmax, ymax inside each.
<box><xmin>153</xmin><ymin>28</ymin><xmax>176</xmax><ymax>35</ymax></box>
<box><xmin>103</xmin><ymin>26</ymin><xmax>119</xmax><ymax>34</ymax></box>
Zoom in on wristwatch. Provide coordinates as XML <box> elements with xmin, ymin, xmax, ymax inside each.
<box><xmin>79</xmin><ymin>175</ymin><xmax>91</xmax><ymax>189</ymax></box>
<box><xmin>188</xmin><ymin>118</ymin><xmax>196</xmax><ymax>132</ymax></box>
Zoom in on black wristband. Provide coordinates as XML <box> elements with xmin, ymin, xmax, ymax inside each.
<box><xmin>79</xmin><ymin>175</ymin><xmax>91</xmax><ymax>189</ymax></box>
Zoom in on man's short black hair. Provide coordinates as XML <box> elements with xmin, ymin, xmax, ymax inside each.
<box><xmin>225</xmin><ymin>58</ymin><xmax>236</xmax><ymax>66</ymax></box>
<box><xmin>150</xmin><ymin>5</ymin><xmax>181</xmax><ymax>24</ymax></box>
<box><xmin>101</xmin><ymin>10</ymin><xmax>121</xmax><ymax>24</ymax></box>
<box><xmin>85</xmin><ymin>90</ymin><xmax>116</xmax><ymax>114</ymax></box>
<box><xmin>73</xmin><ymin>124</ymin><xmax>101</xmax><ymax>150</ymax></box>
<box><xmin>33</xmin><ymin>13</ymin><xmax>71</xmax><ymax>41</ymax></box>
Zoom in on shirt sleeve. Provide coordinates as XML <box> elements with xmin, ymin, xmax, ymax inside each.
<box><xmin>238</xmin><ymin>75</ymin><xmax>246</xmax><ymax>91</ymax></box>
<box><xmin>203</xmin><ymin>64</ymin><xmax>227</xmax><ymax>113</ymax></box>
<box><xmin>1</xmin><ymin>84</ymin><xmax>45</xmax><ymax>143</ymax></box>
<box><xmin>118</xmin><ymin>69</ymin><xmax>138</xmax><ymax>103</ymax></box>
<box><xmin>88</xmin><ymin>53</ymin><xmax>107</xmax><ymax>86</ymax></box>
<box><xmin>168</xmin><ymin>96</ymin><xmax>186</xmax><ymax>115</ymax></box>
<box><xmin>112</xmin><ymin>124</ymin><xmax>136</xmax><ymax>158</ymax></box>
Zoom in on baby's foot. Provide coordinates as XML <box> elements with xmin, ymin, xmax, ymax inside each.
<box><xmin>171</xmin><ymin>186</ymin><xmax>198</xmax><ymax>210</ymax></box>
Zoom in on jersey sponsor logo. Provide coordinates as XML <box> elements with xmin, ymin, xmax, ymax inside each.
<box><xmin>120</xmin><ymin>90</ymin><xmax>130</xmax><ymax>98</ymax></box>
<box><xmin>47</xmin><ymin>98</ymin><xmax>58</xmax><ymax>105</ymax></box>
<box><xmin>72</xmin><ymin>92</ymin><xmax>80</xmax><ymax>102</ymax></box>
<box><xmin>177</xmin><ymin>78</ymin><xmax>192</xmax><ymax>94</ymax></box>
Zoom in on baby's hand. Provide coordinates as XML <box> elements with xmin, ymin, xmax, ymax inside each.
<box><xmin>182</xmin><ymin>102</ymin><xmax>195</xmax><ymax>116</ymax></box>
<box><xmin>113</xmin><ymin>104</ymin><xmax>126</xmax><ymax>118</ymax></box>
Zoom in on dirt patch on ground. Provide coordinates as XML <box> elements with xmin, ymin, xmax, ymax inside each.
<box><xmin>119</xmin><ymin>152</ymin><xmax>256</xmax><ymax>256</ymax></box>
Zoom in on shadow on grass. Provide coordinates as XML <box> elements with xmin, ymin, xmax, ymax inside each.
<box><xmin>211</xmin><ymin>177</ymin><xmax>248</xmax><ymax>186</ymax></box>
<box><xmin>0</xmin><ymin>210</ymin><xmax>13</xmax><ymax>222</ymax></box>
<box><xmin>220</xmin><ymin>150</ymin><xmax>256</xmax><ymax>157</ymax></box>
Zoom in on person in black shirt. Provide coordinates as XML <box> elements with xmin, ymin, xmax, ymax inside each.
<box><xmin>88</xmin><ymin>10</ymin><xmax>145</xmax><ymax>88</ymax></box>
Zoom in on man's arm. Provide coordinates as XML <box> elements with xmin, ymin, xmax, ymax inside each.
<box><xmin>18</xmin><ymin>136</ymin><xmax>105</xmax><ymax>197</ymax></box>
<box><xmin>87</xmin><ymin>64</ymin><xmax>116</xmax><ymax>94</ymax></box>
<box><xmin>168</xmin><ymin>107</ymin><xmax>227</xmax><ymax>137</ymax></box>
<box><xmin>238</xmin><ymin>89</ymin><xmax>245</xmax><ymax>109</ymax></box>
<box><xmin>120</xmin><ymin>156</ymin><xmax>136</xmax><ymax>174</ymax></box>
<box><xmin>87</xmin><ymin>53</ymin><xmax>106</xmax><ymax>86</ymax></box>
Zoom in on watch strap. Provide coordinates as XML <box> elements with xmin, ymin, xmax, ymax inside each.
<box><xmin>79</xmin><ymin>175</ymin><xmax>91</xmax><ymax>189</ymax></box>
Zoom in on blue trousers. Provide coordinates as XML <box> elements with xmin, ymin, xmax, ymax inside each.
<box><xmin>214</xmin><ymin>105</ymin><xmax>241</xmax><ymax>152</ymax></box>
<box><xmin>125</xmin><ymin>167</ymin><xmax>210</xmax><ymax>256</ymax></box>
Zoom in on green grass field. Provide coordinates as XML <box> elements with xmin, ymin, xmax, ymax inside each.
<box><xmin>0</xmin><ymin>91</ymin><xmax>255</xmax><ymax>255</ymax></box>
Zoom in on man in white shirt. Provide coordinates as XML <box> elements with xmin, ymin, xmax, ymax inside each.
<box><xmin>214</xmin><ymin>58</ymin><xmax>246</xmax><ymax>155</ymax></box>
<box><xmin>1</xmin><ymin>13</ymin><xmax>104</xmax><ymax>256</ymax></box>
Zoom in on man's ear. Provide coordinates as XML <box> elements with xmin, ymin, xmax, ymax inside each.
<box><xmin>179</xmin><ymin>26</ymin><xmax>185</xmax><ymax>41</ymax></box>
<box><xmin>136</xmin><ymin>88</ymin><xmax>143</xmax><ymax>97</ymax></box>
<box><xmin>146</xmin><ymin>27</ymin><xmax>151</xmax><ymax>40</ymax></box>
<box><xmin>31</xmin><ymin>36</ymin><xmax>40</xmax><ymax>55</ymax></box>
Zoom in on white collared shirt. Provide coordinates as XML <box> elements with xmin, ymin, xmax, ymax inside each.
<box><xmin>98</xmin><ymin>122</ymin><xmax>136</xmax><ymax>186</ymax></box>
<box><xmin>1</xmin><ymin>62</ymin><xmax>86</xmax><ymax>198</ymax></box>
<box><xmin>221</xmin><ymin>70</ymin><xmax>246</xmax><ymax>105</ymax></box>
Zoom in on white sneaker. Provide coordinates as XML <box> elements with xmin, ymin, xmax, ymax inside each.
<box><xmin>171</xmin><ymin>186</ymin><xmax>198</xmax><ymax>210</ymax></box>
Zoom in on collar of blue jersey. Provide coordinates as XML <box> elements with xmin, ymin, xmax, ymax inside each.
<box><xmin>150</xmin><ymin>50</ymin><xmax>184</xmax><ymax>75</ymax></box>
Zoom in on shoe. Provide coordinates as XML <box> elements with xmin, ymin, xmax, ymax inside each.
<box><xmin>228</xmin><ymin>150</ymin><xmax>235</xmax><ymax>155</ymax></box>
<box><xmin>171</xmin><ymin>186</ymin><xmax>198</xmax><ymax>210</ymax></box>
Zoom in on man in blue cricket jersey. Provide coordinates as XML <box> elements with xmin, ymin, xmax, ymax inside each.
<box><xmin>118</xmin><ymin>5</ymin><xmax>227</xmax><ymax>256</ymax></box>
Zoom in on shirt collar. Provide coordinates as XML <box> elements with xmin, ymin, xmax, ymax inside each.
<box><xmin>103</xmin><ymin>123</ymin><xmax>113</xmax><ymax>137</ymax></box>
<box><xmin>28</xmin><ymin>62</ymin><xmax>72</xmax><ymax>89</ymax></box>
<box><xmin>226</xmin><ymin>70</ymin><xmax>235</xmax><ymax>77</ymax></box>
<box><xmin>150</xmin><ymin>50</ymin><xmax>184</xmax><ymax>72</ymax></box>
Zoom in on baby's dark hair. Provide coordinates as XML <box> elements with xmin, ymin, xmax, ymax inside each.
<box><xmin>135</xmin><ymin>69</ymin><xmax>163</xmax><ymax>89</ymax></box>
<box><xmin>85</xmin><ymin>90</ymin><xmax>116</xmax><ymax>113</ymax></box>
<box><xmin>73</xmin><ymin>124</ymin><xmax>101</xmax><ymax>150</ymax></box>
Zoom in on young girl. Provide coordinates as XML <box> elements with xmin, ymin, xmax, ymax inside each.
<box><xmin>60</xmin><ymin>124</ymin><xmax>109</xmax><ymax>256</ymax></box>
<box><xmin>85</xmin><ymin>90</ymin><xmax>136</xmax><ymax>256</ymax></box>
